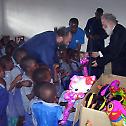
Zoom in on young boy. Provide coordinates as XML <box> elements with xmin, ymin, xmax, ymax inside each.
<box><xmin>31</xmin><ymin>82</ymin><xmax>63</xmax><ymax>126</ymax></box>
<box><xmin>68</xmin><ymin>49</ymin><xmax>81</xmax><ymax>74</ymax></box>
<box><xmin>5</xmin><ymin>44</ymin><xmax>15</xmax><ymax>57</ymax></box>
<box><xmin>0</xmin><ymin>55</ymin><xmax>23</xmax><ymax>126</ymax></box>
<box><xmin>13</xmin><ymin>47</ymin><xmax>28</xmax><ymax>70</ymax></box>
<box><xmin>53</xmin><ymin>64</ymin><xmax>64</xmax><ymax>97</ymax></box>
<box><xmin>0</xmin><ymin>65</ymin><xmax>9</xmax><ymax>126</ymax></box>
<box><xmin>12</xmin><ymin>48</ymin><xmax>28</xmax><ymax>126</ymax></box>
<box><xmin>59</xmin><ymin>49</ymin><xmax>72</xmax><ymax>90</ymax></box>
<box><xmin>19</xmin><ymin>56</ymin><xmax>39</xmax><ymax>126</ymax></box>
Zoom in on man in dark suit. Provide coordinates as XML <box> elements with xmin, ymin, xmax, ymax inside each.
<box><xmin>92</xmin><ymin>13</ymin><xmax>126</xmax><ymax>77</ymax></box>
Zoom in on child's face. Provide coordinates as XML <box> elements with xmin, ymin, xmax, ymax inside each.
<box><xmin>16</xmin><ymin>52</ymin><xmax>27</xmax><ymax>64</ymax></box>
<box><xmin>73</xmin><ymin>52</ymin><xmax>80</xmax><ymax>61</ymax></box>
<box><xmin>6</xmin><ymin>59</ymin><xmax>14</xmax><ymax>71</ymax></box>
<box><xmin>61</xmin><ymin>50</ymin><xmax>68</xmax><ymax>60</ymax></box>
<box><xmin>0</xmin><ymin>67</ymin><xmax>5</xmax><ymax>78</ymax></box>
<box><xmin>30</xmin><ymin>62</ymin><xmax>39</xmax><ymax>73</ymax></box>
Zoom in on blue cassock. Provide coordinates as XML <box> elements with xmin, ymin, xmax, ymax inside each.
<box><xmin>31</xmin><ymin>100</ymin><xmax>62</xmax><ymax>126</ymax></box>
<box><xmin>0</xmin><ymin>85</ymin><xmax>9</xmax><ymax>126</ymax></box>
<box><xmin>22</xmin><ymin>31</ymin><xmax>58</xmax><ymax>71</ymax></box>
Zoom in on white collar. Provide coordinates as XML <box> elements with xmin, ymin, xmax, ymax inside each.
<box><xmin>33</xmin><ymin>98</ymin><xmax>59</xmax><ymax>107</ymax></box>
<box><xmin>0</xmin><ymin>83</ymin><xmax>5</xmax><ymax>88</ymax></box>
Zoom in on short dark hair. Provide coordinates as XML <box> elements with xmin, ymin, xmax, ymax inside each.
<box><xmin>69</xmin><ymin>18</ymin><xmax>79</xmax><ymax>26</ymax></box>
<box><xmin>55</xmin><ymin>27</ymin><xmax>70</xmax><ymax>37</ymax></box>
<box><xmin>96</xmin><ymin>8</ymin><xmax>104</xmax><ymax>14</ymax></box>
<box><xmin>0</xmin><ymin>55</ymin><xmax>12</xmax><ymax>69</ymax></box>
<box><xmin>32</xmin><ymin>67</ymin><xmax>51</xmax><ymax>84</ymax></box>
<box><xmin>20</xmin><ymin>56</ymin><xmax>37</xmax><ymax>72</ymax></box>
<box><xmin>13</xmin><ymin>47</ymin><xmax>27</xmax><ymax>62</ymax></box>
<box><xmin>5</xmin><ymin>44</ymin><xmax>15</xmax><ymax>56</ymax></box>
<box><xmin>33</xmin><ymin>82</ymin><xmax>56</xmax><ymax>102</ymax></box>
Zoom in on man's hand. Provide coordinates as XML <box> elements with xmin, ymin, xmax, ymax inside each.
<box><xmin>92</xmin><ymin>60</ymin><xmax>98</xmax><ymax>67</ymax></box>
<box><xmin>91</xmin><ymin>52</ymin><xmax>99</xmax><ymax>58</ymax></box>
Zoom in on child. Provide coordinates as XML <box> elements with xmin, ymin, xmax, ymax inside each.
<box><xmin>53</xmin><ymin>64</ymin><xmax>64</xmax><ymax>97</ymax></box>
<box><xmin>13</xmin><ymin>47</ymin><xmax>28</xmax><ymax>69</ymax></box>
<box><xmin>68</xmin><ymin>49</ymin><xmax>82</xmax><ymax>75</ymax></box>
<box><xmin>5</xmin><ymin>44</ymin><xmax>15</xmax><ymax>57</ymax></box>
<box><xmin>0</xmin><ymin>55</ymin><xmax>23</xmax><ymax>126</ymax></box>
<box><xmin>59</xmin><ymin>49</ymin><xmax>72</xmax><ymax>90</ymax></box>
<box><xmin>19</xmin><ymin>56</ymin><xmax>39</xmax><ymax>126</ymax></box>
<box><xmin>0</xmin><ymin>65</ymin><xmax>9</xmax><ymax>126</ymax></box>
<box><xmin>31</xmin><ymin>82</ymin><xmax>63</xmax><ymax>126</ymax></box>
<box><xmin>12</xmin><ymin>48</ymin><xmax>28</xmax><ymax>126</ymax></box>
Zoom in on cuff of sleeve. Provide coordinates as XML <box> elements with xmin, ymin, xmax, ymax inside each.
<box><xmin>96</xmin><ymin>58</ymin><xmax>104</xmax><ymax>67</ymax></box>
<box><xmin>98</xmin><ymin>51</ymin><xmax>103</xmax><ymax>57</ymax></box>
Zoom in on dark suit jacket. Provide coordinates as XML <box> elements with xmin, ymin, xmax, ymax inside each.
<box><xmin>97</xmin><ymin>24</ymin><xmax>126</xmax><ymax>76</ymax></box>
<box><xmin>85</xmin><ymin>17</ymin><xmax>108</xmax><ymax>52</ymax></box>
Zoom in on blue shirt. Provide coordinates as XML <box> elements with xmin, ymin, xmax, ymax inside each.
<box><xmin>0</xmin><ymin>84</ymin><xmax>9</xmax><ymax>126</ymax></box>
<box><xmin>68</xmin><ymin>27</ymin><xmax>85</xmax><ymax>49</ymax></box>
<box><xmin>31</xmin><ymin>100</ymin><xmax>62</xmax><ymax>126</ymax></box>
<box><xmin>22</xmin><ymin>31</ymin><xmax>58</xmax><ymax>71</ymax></box>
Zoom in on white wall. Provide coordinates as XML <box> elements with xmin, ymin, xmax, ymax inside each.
<box><xmin>0</xmin><ymin>0</ymin><xmax>3</xmax><ymax>35</ymax></box>
<box><xmin>2</xmin><ymin>0</ymin><xmax>126</xmax><ymax>50</ymax></box>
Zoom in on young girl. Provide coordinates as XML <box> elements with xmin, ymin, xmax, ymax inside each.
<box><xmin>0</xmin><ymin>65</ymin><xmax>9</xmax><ymax>126</ymax></box>
<box><xmin>31</xmin><ymin>82</ymin><xmax>63</xmax><ymax>126</ymax></box>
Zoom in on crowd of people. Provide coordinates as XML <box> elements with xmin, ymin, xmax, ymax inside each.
<box><xmin>0</xmin><ymin>7</ymin><xmax>126</xmax><ymax>126</ymax></box>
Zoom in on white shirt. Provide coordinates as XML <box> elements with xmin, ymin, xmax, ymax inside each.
<box><xmin>4</xmin><ymin>71</ymin><xmax>12</xmax><ymax>90</ymax></box>
<box><xmin>20</xmin><ymin>73</ymin><xmax>33</xmax><ymax>113</ymax></box>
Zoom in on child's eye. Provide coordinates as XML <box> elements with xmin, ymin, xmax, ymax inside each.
<box><xmin>75</xmin><ymin>89</ymin><xmax>78</xmax><ymax>91</ymax></box>
<box><xmin>87</xmin><ymin>89</ymin><xmax>90</xmax><ymax>92</ymax></box>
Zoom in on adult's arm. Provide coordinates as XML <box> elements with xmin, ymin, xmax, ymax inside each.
<box><xmin>97</xmin><ymin>27</ymin><xmax>126</xmax><ymax>67</ymax></box>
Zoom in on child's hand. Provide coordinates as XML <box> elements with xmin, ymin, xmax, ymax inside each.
<box><xmin>16</xmin><ymin>82</ymin><xmax>23</xmax><ymax>88</ymax></box>
<box><xmin>16</xmin><ymin>80</ymin><xmax>32</xmax><ymax>88</ymax></box>
<box><xmin>70</xmin><ymin>107</ymin><xmax>76</xmax><ymax>113</ymax></box>
<box><xmin>21</xmin><ymin>80</ymin><xmax>32</xmax><ymax>87</ymax></box>
<box><xmin>59</xmin><ymin>102</ymin><xmax>68</xmax><ymax>106</ymax></box>
<box><xmin>8</xmin><ymin>75</ymin><xmax>22</xmax><ymax>91</ymax></box>
<box><xmin>15</xmin><ymin>74</ymin><xmax>22</xmax><ymax>82</ymax></box>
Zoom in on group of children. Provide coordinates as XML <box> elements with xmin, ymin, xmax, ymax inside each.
<box><xmin>0</xmin><ymin>35</ymin><xmax>92</xmax><ymax>126</ymax></box>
